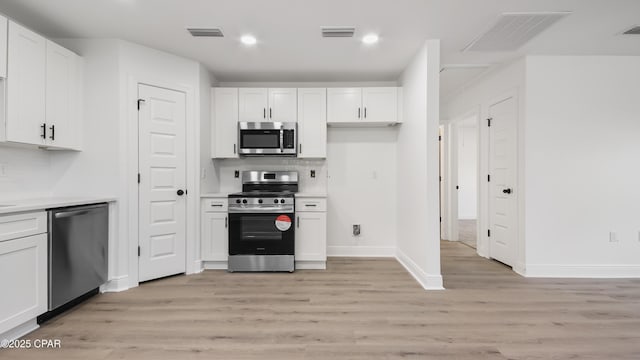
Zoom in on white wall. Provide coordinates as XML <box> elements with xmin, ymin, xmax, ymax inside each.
<box><xmin>327</xmin><ymin>127</ymin><xmax>397</xmax><ymax>257</ymax></box>
<box><xmin>457</xmin><ymin>122</ymin><xmax>478</xmax><ymax>219</ymax></box>
<box><xmin>396</xmin><ymin>40</ymin><xmax>442</xmax><ymax>289</ymax></box>
<box><xmin>0</xmin><ymin>148</ymin><xmax>51</xmax><ymax>200</ymax></box>
<box><xmin>524</xmin><ymin>56</ymin><xmax>640</xmax><ymax>277</ymax></box>
<box><xmin>199</xmin><ymin>66</ymin><xmax>217</xmax><ymax>194</ymax></box>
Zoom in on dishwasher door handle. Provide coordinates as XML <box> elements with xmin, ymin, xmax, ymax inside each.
<box><xmin>53</xmin><ymin>204</ymin><xmax>108</xmax><ymax>218</ymax></box>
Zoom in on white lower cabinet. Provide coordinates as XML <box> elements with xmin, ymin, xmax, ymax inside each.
<box><xmin>295</xmin><ymin>197</ymin><xmax>327</xmax><ymax>269</ymax></box>
<box><xmin>201</xmin><ymin>198</ymin><xmax>228</xmax><ymax>268</ymax></box>
<box><xmin>0</xmin><ymin>232</ymin><xmax>47</xmax><ymax>334</ymax></box>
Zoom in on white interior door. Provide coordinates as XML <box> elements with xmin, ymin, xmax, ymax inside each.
<box><xmin>488</xmin><ymin>96</ymin><xmax>517</xmax><ymax>266</ymax></box>
<box><xmin>138</xmin><ymin>84</ymin><xmax>187</xmax><ymax>282</ymax></box>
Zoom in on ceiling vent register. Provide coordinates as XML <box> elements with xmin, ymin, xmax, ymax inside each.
<box><xmin>187</xmin><ymin>28</ymin><xmax>224</xmax><ymax>37</ymax></box>
<box><xmin>321</xmin><ymin>27</ymin><xmax>356</xmax><ymax>38</ymax></box>
<box><xmin>464</xmin><ymin>12</ymin><xmax>571</xmax><ymax>52</ymax></box>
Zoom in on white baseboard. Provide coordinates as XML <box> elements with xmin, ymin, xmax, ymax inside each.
<box><xmin>327</xmin><ymin>245</ymin><xmax>395</xmax><ymax>257</ymax></box>
<box><xmin>101</xmin><ymin>275</ymin><xmax>129</xmax><ymax>293</ymax></box>
<box><xmin>395</xmin><ymin>249</ymin><xmax>444</xmax><ymax>290</ymax></box>
<box><xmin>0</xmin><ymin>319</ymin><xmax>38</xmax><ymax>342</ymax></box>
<box><xmin>296</xmin><ymin>261</ymin><xmax>326</xmax><ymax>270</ymax></box>
<box><xmin>189</xmin><ymin>260</ymin><xmax>204</xmax><ymax>274</ymax></box>
<box><xmin>203</xmin><ymin>261</ymin><xmax>228</xmax><ymax>270</ymax></box>
<box><xmin>524</xmin><ymin>264</ymin><xmax>640</xmax><ymax>278</ymax></box>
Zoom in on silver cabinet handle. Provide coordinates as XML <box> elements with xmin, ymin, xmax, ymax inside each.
<box><xmin>364</xmin><ymin>107</ymin><xmax>367</xmax><ymax>118</ymax></box>
<box><xmin>225</xmin><ymin>216</ymin><xmax>228</xmax><ymax>228</ymax></box>
<box><xmin>305</xmin><ymin>204</ymin><xmax>317</xmax><ymax>207</ymax></box>
<box><xmin>299</xmin><ymin>143</ymin><xmax>302</xmax><ymax>154</ymax></box>
<box><xmin>297</xmin><ymin>216</ymin><xmax>299</xmax><ymax>228</ymax></box>
<box><xmin>233</xmin><ymin>144</ymin><xmax>236</xmax><ymax>154</ymax></box>
<box><xmin>358</xmin><ymin>108</ymin><xmax>361</xmax><ymax>118</ymax></box>
<box><xmin>211</xmin><ymin>204</ymin><xmax>223</xmax><ymax>207</ymax></box>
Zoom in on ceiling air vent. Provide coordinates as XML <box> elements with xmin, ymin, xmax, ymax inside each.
<box><xmin>321</xmin><ymin>27</ymin><xmax>356</xmax><ymax>38</ymax></box>
<box><xmin>464</xmin><ymin>12</ymin><xmax>570</xmax><ymax>52</ymax></box>
<box><xmin>622</xmin><ymin>26</ymin><xmax>640</xmax><ymax>35</ymax></box>
<box><xmin>187</xmin><ymin>28</ymin><xmax>224</xmax><ymax>37</ymax></box>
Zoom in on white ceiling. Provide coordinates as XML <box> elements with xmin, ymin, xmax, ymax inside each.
<box><xmin>1</xmin><ymin>0</ymin><xmax>639</xmax><ymax>97</ymax></box>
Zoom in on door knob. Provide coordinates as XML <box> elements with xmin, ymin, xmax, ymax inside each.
<box><xmin>502</xmin><ymin>188</ymin><xmax>512</xmax><ymax>194</ymax></box>
<box><xmin>177</xmin><ymin>189</ymin><xmax>185</xmax><ymax>196</ymax></box>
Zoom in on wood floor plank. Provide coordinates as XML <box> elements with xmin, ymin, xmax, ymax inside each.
<box><xmin>3</xmin><ymin>241</ymin><xmax>640</xmax><ymax>359</ymax></box>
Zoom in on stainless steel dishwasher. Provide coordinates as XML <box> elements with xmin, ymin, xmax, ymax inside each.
<box><xmin>47</xmin><ymin>203</ymin><xmax>108</xmax><ymax>311</ymax></box>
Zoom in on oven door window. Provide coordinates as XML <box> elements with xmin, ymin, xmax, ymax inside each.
<box><xmin>240</xmin><ymin>130</ymin><xmax>281</xmax><ymax>149</ymax></box>
<box><xmin>229</xmin><ymin>213</ymin><xmax>295</xmax><ymax>255</ymax></box>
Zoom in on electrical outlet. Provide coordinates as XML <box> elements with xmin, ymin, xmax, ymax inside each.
<box><xmin>234</xmin><ymin>170</ymin><xmax>240</xmax><ymax>178</ymax></box>
<box><xmin>310</xmin><ymin>170</ymin><xmax>316</xmax><ymax>178</ymax></box>
<box><xmin>353</xmin><ymin>224</ymin><xmax>361</xmax><ymax>236</ymax></box>
<box><xmin>609</xmin><ymin>231</ymin><xmax>618</xmax><ymax>243</ymax></box>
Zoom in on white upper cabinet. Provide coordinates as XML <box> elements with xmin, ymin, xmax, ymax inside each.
<box><xmin>238</xmin><ymin>87</ymin><xmax>297</xmax><ymax>122</ymax></box>
<box><xmin>238</xmin><ymin>88</ymin><xmax>268</xmax><ymax>122</ymax></box>
<box><xmin>46</xmin><ymin>40</ymin><xmax>80</xmax><ymax>150</ymax></box>
<box><xmin>268</xmin><ymin>88</ymin><xmax>297</xmax><ymax>122</ymax></box>
<box><xmin>212</xmin><ymin>87</ymin><xmax>239</xmax><ymax>158</ymax></box>
<box><xmin>0</xmin><ymin>15</ymin><xmax>7</xmax><ymax>78</ymax></box>
<box><xmin>327</xmin><ymin>88</ymin><xmax>361</xmax><ymax>123</ymax></box>
<box><xmin>6</xmin><ymin>21</ymin><xmax>47</xmax><ymax>146</ymax></box>
<box><xmin>362</xmin><ymin>87</ymin><xmax>398</xmax><ymax>123</ymax></box>
<box><xmin>297</xmin><ymin>88</ymin><xmax>326</xmax><ymax>158</ymax></box>
<box><xmin>2</xmin><ymin>20</ymin><xmax>82</xmax><ymax>150</ymax></box>
<box><xmin>327</xmin><ymin>87</ymin><xmax>400</xmax><ymax>126</ymax></box>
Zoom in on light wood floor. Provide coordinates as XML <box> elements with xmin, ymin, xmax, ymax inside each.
<box><xmin>458</xmin><ymin>219</ymin><xmax>477</xmax><ymax>249</ymax></box>
<box><xmin>6</xmin><ymin>241</ymin><xmax>640</xmax><ymax>359</ymax></box>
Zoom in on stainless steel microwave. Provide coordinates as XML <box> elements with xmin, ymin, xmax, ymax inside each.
<box><xmin>238</xmin><ymin>122</ymin><xmax>297</xmax><ymax>156</ymax></box>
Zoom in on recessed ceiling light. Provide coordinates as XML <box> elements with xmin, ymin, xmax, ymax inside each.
<box><xmin>362</xmin><ymin>34</ymin><xmax>379</xmax><ymax>45</ymax></box>
<box><xmin>241</xmin><ymin>35</ymin><xmax>257</xmax><ymax>46</ymax></box>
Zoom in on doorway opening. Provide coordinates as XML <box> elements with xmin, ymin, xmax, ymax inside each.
<box><xmin>456</xmin><ymin>117</ymin><xmax>478</xmax><ymax>249</ymax></box>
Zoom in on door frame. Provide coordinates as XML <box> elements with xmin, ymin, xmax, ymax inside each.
<box><xmin>442</xmin><ymin>107</ymin><xmax>480</xmax><ymax>245</ymax></box>
<box><xmin>126</xmin><ymin>75</ymin><xmax>200</xmax><ymax>288</ymax></box>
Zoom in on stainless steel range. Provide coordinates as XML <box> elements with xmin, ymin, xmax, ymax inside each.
<box><xmin>227</xmin><ymin>171</ymin><xmax>298</xmax><ymax>272</ymax></box>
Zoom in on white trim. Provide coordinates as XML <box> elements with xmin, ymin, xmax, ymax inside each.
<box><xmin>202</xmin><ymin>261</ymin><xmax>227</xmax><ymax>270</ymax></box>
<box><xmin>523</xmin><ymin>264</ymin><xmax>640</xmax><ymax>278</ymax></box>
<box><xmin>0</xmin><ymin>319</ymin><xmax>38</xmax><ymax>342</ymax></box>
<box><xmin>101</xmin><ymin>275</ymin><xmax>130</xmax><ymax>293</ymax></box>
<box><xmin>296</xmin><ymin>261</ymin><xmax>327</xmax><ymax>270</ymax></box>
<box><xmin>327</xmin><ymin>246</ymin><xmax>396</xmax><ymax>257</ymax></box>
<box><xmin>396</xmin><ymin>249</ymin><xmax>444</xmax><ymax>290</ymax></box>
<box><xmin>192</xmin><ymin>260</ymin><xmax>204</xmax><ymax>273</ymax></box>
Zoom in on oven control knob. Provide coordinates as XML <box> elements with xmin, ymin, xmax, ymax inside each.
<box><xmin>273</xmin><ymin>199</ymin><xmax>279</xmax><ymax>204</ymax></box>
<box><xmin>258</xmin><ymin>199</ymin><xmax>263</xmax><ymax>204</ymax></box>
<box><xmin>242</xmin><ymin>199</ymin><xmax>247</xmax><ymax>204</ymax></box>
<box><xmin>235</xmin><ymin>199</ymin><xmax>241</xmax><ymax>204</ymax></box>
<box><xmin>280</xmin><ymin>199</ymin><xmax>285</xmax><ymax>204</ymax></box>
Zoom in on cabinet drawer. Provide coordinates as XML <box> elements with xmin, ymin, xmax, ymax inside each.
<box><xmin>203</xmin><ymin>199</ymin><xmax>228</xmax><ymax>212</ymax></box>
<box><xmin>0</xmin><ymin>211</ymin><xmax>47</xmax><ymax>242</ymax></box>
<box><xmin>295</xmin><ymin>198</ymin><xmax>327</xmax><ymax>212</ymax></box>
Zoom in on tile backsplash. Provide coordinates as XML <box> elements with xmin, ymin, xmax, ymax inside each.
<box><xmin>211</xmin><ymin>158</ymin><xmax>327</xmax><ymax>194</ymax></box>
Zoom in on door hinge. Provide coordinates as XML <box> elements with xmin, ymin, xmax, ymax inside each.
<box><xmin>138</xmin><ymin>173</ymin><xmax>141</xmax><ymax>184</ymax></box>
<box><xmin>438</xmin><ymin>135</ymin><xmax>442</xmax><ymax>141</ymax></box>
<box><xmin>487</xmin><ymin>117</ymin><xmax>492</xmax><ymax>127</ymax></box>
<box><xmin>487</xmin><ymin>174</ymin><xmax>491</xmax><ymax>182</ymax></box>
<box><xmin>456</xmin><ymin>185</ymin><xmax>459</xmax><ymax>190</ymax></box>
<box><xmin>138</xmin><ymin>246</ymin><xmax>141</xmax><ymax>257</ymax></box>
<box><xmin>440</xmin><ymin>216</ymin><xmax>442</xmax><ymax>223</ymax></box>
<box><xmin>137</xmin><ymin>99</ymin><xmax>146</xmax><ymax>110</ymax></box>
<box><xmin>488</xmin><ymin>229</ymin><xmax>491</xmax><ymax>237</ymax></box>
<box><xmin>439</xmin><ymin>176</ymin><xmax>442</xmax><ymax>182</ymax></box>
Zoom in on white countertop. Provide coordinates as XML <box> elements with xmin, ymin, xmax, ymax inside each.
<box><xmin>0</xmin><ymin>197</ymin><xmax>117</xmax><ymax>215</ymax></box>
<box><xmin>200</xmin><ymin>193</ymin><xmax>229</xmax><ymax>198</ymax></box>
<box><xmin>295</xmin><ymin>193</ymin><xmax>328</xmax><ymax>198</ymax></box>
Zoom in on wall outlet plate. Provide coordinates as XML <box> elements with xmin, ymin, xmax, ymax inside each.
<box><xmin>353</xmin><ymin>224</ymin><xmax>361</xmax><ymax>236</ymax></box>
<box><xmin>310</xmin><ymin>170</ymin><xmax>316</xmax><ymax>178</ymax></box>
<box><xmin>234</xmin><ymin>170</ymin><xmax>240</xmax><ymax>178</ymax></box>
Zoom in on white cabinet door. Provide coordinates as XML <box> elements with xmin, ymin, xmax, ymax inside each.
<box><xmin>268</xmin><ymin>88</ymin><xmax>297</xmax><ymax>122</ymax></box>
<box><xmin>6</xmin><ymin>21</ymin><xmax>46</xmax><ymax>145</ymax></box>
<box><xmin>0</xmin><ymin>15</ymin><xmax>7</xmax><ymax>78</ymax></box>
<box><xmin>362</xmin><ymin>87</ymin><xmax>398</xmax><ymax>123</ymax></box>
<box><xmin>212</xmin><ymin>88</ymin><xmax>239</xmax><ymax>158</ymax></box>
<box><xmin>0</xmin><ymin>233</ymin><xmax>47</xmax><ymax>334</ymax></box>
<box><xmin>327</xmin><ymin>88</ymin><xmax>362</xmax><ymax>123</ymax></box>
<box><xmin>297</xmin><ymin>88</ymin><xmax>326</xmax><ymax>158</ymax></box>
<box><xmin>296</xmin><ymin>212</ymin><xmax>327</xmax><ymax>262</ymax></box>
<box><xmin>201</xmin><ymin>212</ymin><xmax>228</xmax><ymax>262</ymax></box>
<box><xmin>45</xmin><ymin>40</ymin><xmax>79</xmax><ymax>149</ymax></box>
<box><xmin>239</xmin><ymin>88</ymin><xmax>268</xmax><ymax>122</ymax></box>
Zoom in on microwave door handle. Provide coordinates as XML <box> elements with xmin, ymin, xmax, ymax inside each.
<box><xmin>280</xmin><ymin>127</ymin><xmax>284</xmax><ymax>153</ymax></box>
